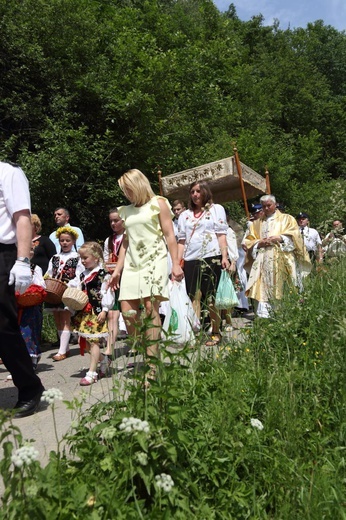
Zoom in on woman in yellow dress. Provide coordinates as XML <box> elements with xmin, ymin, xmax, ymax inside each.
<box><xmin>108</xmin><ymin>169</ymin><xmax>183</xmax><ymax>383</ymax></box>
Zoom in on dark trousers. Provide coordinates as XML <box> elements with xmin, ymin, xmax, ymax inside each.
<box><xmin>308</xmin><ymin>250</ymin><xmax>316</xmax><ymax>262</ymax></box>
<box><xmin>184</xmin><ymin>255</ymin><xmax>222</xmax><ymax>302</ymax></box>
<box><xmin>0</xmin><ymin>244</ymin><xmax>43</xmax><ymax>402</ymax></box>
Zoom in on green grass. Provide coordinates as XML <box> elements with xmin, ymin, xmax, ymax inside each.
<box><xmin>1</xmin><ymin>259</ymin><xmax>345</xmax><ymax>519</ymax></box>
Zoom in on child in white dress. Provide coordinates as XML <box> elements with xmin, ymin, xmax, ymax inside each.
<box><xmin>45</xmin><ymin>227</ymin><xmax>83</xmax><ymax>361</ymax></box>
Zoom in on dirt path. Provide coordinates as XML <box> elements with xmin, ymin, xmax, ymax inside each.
<box><xmin>0</xmin><ymin>313</ymin><xmax>253</xmax><ymax>474</ymax></box>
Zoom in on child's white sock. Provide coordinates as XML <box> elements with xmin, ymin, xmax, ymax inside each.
<box><xmin>85</xmin><ymin>371</ymin><xmax>98</xmax><ymax>383</ymax></box>
<box><xmin>58</xmin><ymin>330</ymin><xmax>71</xmax><ymax>354</ymax></box>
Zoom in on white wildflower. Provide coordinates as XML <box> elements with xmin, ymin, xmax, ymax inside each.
<box><xmin>135</xmin><ymin>452</ymin><xmax>148</xmax><ymax>466</ymax></box>
<box><xmin>101</xmin><ymin>426</ymin><xmax>117</xmax><ymax>441</ymax></box>
<box><xmin>25</xmin><ymin>483</ymin><xmax>38</xmax><ymax>497</ymax></box>
<box><xmin>119</xmin><ymin>417</ymin><xmax>150</xmax><ymax>434</ymax></box>
<box><xmin>11</xmin><ymin>445</ymin><xmax>39</xmax><ymax>468</ymax></box>
<box><xmin>41</xmin><ymin>388</ymin><xmax>63</xmax><ymax>404</ymax></box>
<box><xmin>250</xmin><ymin>418</ymin><xmax>264</xmax><ymax>431</ymax></box>
<box><xmin>155</xmin><ymin>473</ymin><xmax>174</xmax><ymax>492</ymax></box>
<box><xmin>122</xmin><ymin>310</ymin><xmax>137</xmax><ymax>317</ymax></box>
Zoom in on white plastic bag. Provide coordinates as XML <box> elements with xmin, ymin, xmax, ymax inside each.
<box><xmin>163</xmin><ymin>280</ymin><xmax>200</xmax><ymax>345</ymax></box>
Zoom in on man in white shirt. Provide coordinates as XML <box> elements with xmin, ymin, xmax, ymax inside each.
<box><xmin>0</xmin><ymin>162</ymin><xmax>44</xmax><ymax>417</ymax></box>
<box><xmin>297</xmin><ymin>212</ymin><xmax>323</xmax><ymax>263</ymax></box>
<box><xmin>49</xmin><ymin>207</ymin><xmax>85</xmax><ymax>252</ymax></box>
<box><xmin>172</xmin><ymin>199</ymin><xmax>186</xmax><ymax>240</ymax></box>
<box><xmin>322</xmin><ymin>219</ymin><xmax>346</xmax><ymax>258</ymax></box>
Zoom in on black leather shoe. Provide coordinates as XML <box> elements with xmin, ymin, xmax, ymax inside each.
<box><xmin>13</xmin><ymin>388</ymin><xmax>44</xmax><ymax>419</ymax></box>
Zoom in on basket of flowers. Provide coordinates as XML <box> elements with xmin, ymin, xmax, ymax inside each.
<box><xmin>62</xmin><ymin>288</ymin><xmax>89</xmax><ymax>311</ymax></box>
<box><xmin>16</xmin><ymin>285</ymin><xmax>47</xmax><ymax>307</ymax></box>
<box><xmin>44</xmin><ymin>278</ymin><xmax>67</xmax><ymax>304</ymax></box>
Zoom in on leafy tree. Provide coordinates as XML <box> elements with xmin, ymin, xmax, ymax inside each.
<box><xmin>0</xmin><ymin>0</ymin><xmax>346</xmax><ymax>237</ymax></box>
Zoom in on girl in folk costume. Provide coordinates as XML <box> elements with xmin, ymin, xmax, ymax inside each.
<box><xmin>45</xmin><ymin>227</ymin><xmax>83</xmax><ymax>361</ymax></box>
<box><xmin>72</xmin><ymin>242</ymin><xmax>114</xmax><ymax>386</ymax></box>
<box><xmin>17</xmin><ymin>249</ymin><xmax>47</xmax><ymax>371</ymax></box>
<box><xmin>103</xmin><ymin>208</ymin><xmax>125</xmax><ymax>265</ymax></box>
<box><xmin>103</xmin><ymin>208</ymin><xmax>126</xmax><ymax>356</ymax></box>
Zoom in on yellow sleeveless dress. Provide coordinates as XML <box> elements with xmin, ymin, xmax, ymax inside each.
<box><xmin>118</xmin><ymin>196</ymin><xmax>171</xmax><ymax>302</ymax></box>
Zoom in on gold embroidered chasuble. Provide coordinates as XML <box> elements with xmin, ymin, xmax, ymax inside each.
<box><xmin>244</xmin><ymin>210</ymin><xmax>311</xmax><ymax>303</ymax></box>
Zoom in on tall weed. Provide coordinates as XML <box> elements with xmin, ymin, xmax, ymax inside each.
<box><xmin>0</xmin><ymin>260</ymin><xmax>345</xmax><ymax>518</ymax></box>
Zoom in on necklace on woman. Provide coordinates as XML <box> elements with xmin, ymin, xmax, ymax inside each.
<box><xmin>193</xmin><ymin>209</ymin><xmax>203</xmax><ymax>218</ymax></box>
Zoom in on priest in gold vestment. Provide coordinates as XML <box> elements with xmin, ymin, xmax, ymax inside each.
<box><xmin>244</xmin><ymin>195</ymin><xmax>311</xmax><ymax>318</ymax></box>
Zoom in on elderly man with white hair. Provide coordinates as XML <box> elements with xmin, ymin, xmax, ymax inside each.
<box><xmin>244</xmin><ymin>195</ymin><xmax>311</xmax><ymax>318</ymax></box>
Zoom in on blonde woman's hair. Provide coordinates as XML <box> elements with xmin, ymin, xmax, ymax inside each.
<box><xmin>118</xmin><ymin>169</ymin><xmax>155</xmax><ymax>206</ymax></box>
<box><xmin>31</xmin><ymin>214</ymin><xmax>42</xmax><ymax>233</ymax></box>
<box><xmin>78</xmin><ymin>241</ymin><xmax>104</xmax><ymax>263</ymax></box>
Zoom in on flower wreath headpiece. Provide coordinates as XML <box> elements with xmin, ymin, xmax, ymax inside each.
<box><xmin>55</xmin><ymin>226</ymin><xmax>79</xmax><ymax>240</ymax></box>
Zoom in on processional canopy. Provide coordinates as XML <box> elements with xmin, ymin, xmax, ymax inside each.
<box><xmin>161</xmin><ymin>156</ymin><xmax>266</xmax><ymax>204</ymax></box>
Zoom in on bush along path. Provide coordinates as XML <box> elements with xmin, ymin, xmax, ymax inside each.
<box><xmin>0</xmin><ymin>259</ymin><xmax>345</xmax><ymax>518</ymax></box>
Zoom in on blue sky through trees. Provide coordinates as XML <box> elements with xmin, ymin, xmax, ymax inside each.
<box><xmin>213</xmin><ymin>0</ymin><xmax>346</xmax><ymax>31</ymax></box>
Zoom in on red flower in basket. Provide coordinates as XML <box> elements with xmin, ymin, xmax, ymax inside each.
<box><xmin>84</xmin><ymin>303</ymin><xmax>93</xmax><ymax>313</ymax></box>
<box><xmin>16</xmin><ymin>285</ymin><xmax>47</xmax><ymax>308</ymax></box>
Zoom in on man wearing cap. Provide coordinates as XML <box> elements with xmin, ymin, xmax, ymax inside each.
<box><xmin>244</xmin><ymin>195</ymin><xmax>311</xmax><ymax>318</ymax></box>
<box><xmin>296</xmin><ymin>212</ymin><xmax>323</xmax><ymax>263</ymax></box>
<box><xmin>249</xmin><ymin>204</ymin><xmax>263</xmax><ymax>222</ymax></box>
<box><xmin>242</xmin><ymin>203</ymin><xmax>263</xmax><ymax>247</ymax></box>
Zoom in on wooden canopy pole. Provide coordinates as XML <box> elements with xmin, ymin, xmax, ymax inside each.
<box><xmin>265</xmin><ymin>165</ymin><xmax>271</xmax><ymax>194</ymax></box>
<box><xmin>233</xmin><ymin>144</ymin><xmax>250</xmax><ymax>219</ymax></box>
<box><xmin>157</xmin><ymin>169</ymin><xmax>163</xmax><ymax>195</ymax></box>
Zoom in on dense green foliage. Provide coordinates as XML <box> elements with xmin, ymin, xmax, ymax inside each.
<box><xmin>0</xmin><ymin>258</ymin><xmax>345</xmax><ymax>518</ymax></box>
<box><xmin>1</xmin><ymin>0</ymin><xmax>346</xmax><ymax>238</ymax></box>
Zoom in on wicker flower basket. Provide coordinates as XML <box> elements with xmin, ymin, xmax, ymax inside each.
<box><xmin>16</xmin><ymin>285</ymin><xmax>47</xmax><ymax>307</ymax></box>
<box><xmin>44</xmin><ymin>278</ymin><xmax>67</xmax><ymax>304</ymax></box>
<box><xmin>62</xmin><ymin>288</ymin><xmax>89</xmax><ymax>311</ymax></box>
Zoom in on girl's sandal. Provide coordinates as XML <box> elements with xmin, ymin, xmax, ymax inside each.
<box><xmin>205</xmin><ymin>334</ymin><xmax>221</xmax><ymax>347</ymax></box>
<box><xmin>80</xmin><ymin>371</ymin><xmax>98</xmax><ymax>386</ymax></box>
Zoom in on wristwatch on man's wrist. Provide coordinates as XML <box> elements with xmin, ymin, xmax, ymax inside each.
<box><xmin>17</xmin><ymin>256</ymin><xmax>30</xmax><ymax>264</ymax></box>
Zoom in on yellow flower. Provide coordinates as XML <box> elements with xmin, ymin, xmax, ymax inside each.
<box><xmin>87</xmin><ymin>496</ymin><xmax>96</xmax><ymax>507</ymax></box>
<box><xmin>56</xmin><ymin>226</ymin><xmax>79</xmax><ymax>240</ymax></box>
